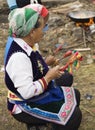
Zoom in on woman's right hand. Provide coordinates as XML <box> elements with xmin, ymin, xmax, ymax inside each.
<box><xmin>44</xmin><ymin>65</ymin><xmax>64</xmax><ymax>83</ymax></box>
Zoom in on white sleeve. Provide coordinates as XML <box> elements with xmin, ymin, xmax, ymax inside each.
<box><xmin>6</xmin><ymin>52</ymin><xmax>44</xmax><ymax>99</ymax></box>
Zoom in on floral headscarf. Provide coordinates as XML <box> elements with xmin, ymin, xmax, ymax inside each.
<box><xmin>8</xmin><ymin>4</ymin><xmax>49</xmax><ymax>37</ymax></box>
<box><xmin>25</xmin><ymin>4</ymin><xmax>49</xmax><ymax>18</ymax></box>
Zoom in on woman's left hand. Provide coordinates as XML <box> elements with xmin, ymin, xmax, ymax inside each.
<box><xmin>45</xmin><ymin>55</ymin><xmax>59</xmax><ymax>66</ymax></box>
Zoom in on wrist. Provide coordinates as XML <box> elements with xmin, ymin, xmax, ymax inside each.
<box><xmin>44</xmin><ymin>75</ymin><xmax>51</xmax><ymax>83</ymax></box>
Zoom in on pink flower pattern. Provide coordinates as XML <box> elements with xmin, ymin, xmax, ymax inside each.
<box><xmin>67</xmin><ymin>94</ymin><xmax>72</xmax><ymax>99</ymax></box>
<box><xmin>61</xmin><ymin>112</ymin><xmax>67</xmax><ymax>117</ymax></box>
<box><xmin>65</xmin><ymin>88</ymin><xmax>70</xmax><ymax>92</ymax></box>
<box><xmin>59</xmin><ymin>87</ymin><xmax>76</xmax><ymax>124</ymax></box>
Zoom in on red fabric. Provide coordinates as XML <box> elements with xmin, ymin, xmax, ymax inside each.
<box><xmin>41</xmin><ymin>77</ymin><xmax>48</xmax><ymax>90</ymax></box>
<box><xmin>92</xmin><ymin>0</ymin><xmax>95</xmax><ymax>4</ymax></box>
<box><xmin>41</xmin><ymin>6</ymin><xmax>49</xmax><ymax>18</ymax></box>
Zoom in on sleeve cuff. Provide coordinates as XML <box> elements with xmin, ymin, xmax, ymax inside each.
<box><xmin>39</xmin><ymin>77</ymin><xmax>48</xmax><ymax>90</ymax></box>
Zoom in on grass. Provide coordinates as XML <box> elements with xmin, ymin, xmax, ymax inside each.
<box><xmin>74</xmin><ymin>63</ymin><xmax>95</xmax><ymax>130</ymax></box>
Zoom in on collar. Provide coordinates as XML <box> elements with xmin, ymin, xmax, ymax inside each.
<box><xmin>13</xmin><ymin>38</ymin><xmax>38</xmax><ymax>56</ymax></box>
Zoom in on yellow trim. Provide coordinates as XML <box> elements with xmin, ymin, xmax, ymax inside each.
<box><xmin>33</xmin><ymin>44</ymin><xmax>39</xmax><ymax>51</ymax></box>
<box><xmin>7</xmin><ymin>90</ymin><xmax>22</xmax><ymax>101</ymax></box>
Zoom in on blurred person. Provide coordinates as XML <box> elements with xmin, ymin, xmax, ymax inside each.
<box><xmin>7</xmin><ymin>0</ymin><xmax>42</xmax><ymax>10</ymax></box>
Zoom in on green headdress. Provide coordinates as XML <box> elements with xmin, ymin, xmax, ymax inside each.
<box><xmin>8</xmin><ymin>7</ymin><xmax>39</xmax><ymax>37</ymax></box>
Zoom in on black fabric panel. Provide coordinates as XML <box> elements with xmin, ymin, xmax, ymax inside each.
<box><xmin>55</xmin><ymin>70</ymin><xmax>73</xmax><ymax>87</ymax></box>
<box><xmin>13</xmin><ymin>107</ymin><xmax>82</xmax><ymax>130</ymax></box>
<box><xmin>16</xmin><ymin>0</ymin><xmax>30</xmax><ymax>7</ymax></box>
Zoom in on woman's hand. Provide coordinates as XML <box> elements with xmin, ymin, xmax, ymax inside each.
<box><xmin>44</xmin><ymin>65</ymin><xmax>64</xmax><ymax>83</ymax></box>
<box><xmin>45</xmin><ymin>55</ymin><xmax>59</xmax><ymax>66</ymax></box>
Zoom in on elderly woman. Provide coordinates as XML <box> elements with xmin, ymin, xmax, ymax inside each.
<box><xmin>4</xmin><ymin>4</ymin><xmax>82</xmax><ymax>130</ymax></box>
<box><xmin>6</xmin><ymin>0</ymin><xmax>58</xmax><ymax>66</ymax></box>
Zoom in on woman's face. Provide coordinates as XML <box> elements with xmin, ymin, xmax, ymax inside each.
<box><xmin>35</xmin><ymin>19</ymin><xmax>45</xmax><ymax>43</ymax></box>
<box><xmin>30</xmin><ymin>17</ymin><xmax>45</xmax><ymax>44</ymax></box>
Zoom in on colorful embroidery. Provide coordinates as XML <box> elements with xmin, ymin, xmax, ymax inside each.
<box><xmin>18</xmin><ymin>87</ymin><xmax>76</xmax><ymax>125</ymax></box>
<box><xmin>58</xmin><ymin>87</ymin><xmax>77</xmax><ymax>124</ymax></box>
<box><xmin>37</xmin><ymin>60</ymin><xmax>44</xmax><ymax>74</ymax></box>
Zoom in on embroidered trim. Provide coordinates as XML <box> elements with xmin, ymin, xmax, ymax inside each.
<box><xmin>12</xmin><ymin>104</ymin><xmax>17</xmax><ymax>114</ymax></box>
<box><xmin>18</xmin><ymin>87</ymin><xmax>76</xmax><ymax>125</ymax></box>
<box><xmin>39</xmin><ymin>77</ymin><xmax>48</xmax><ymax>90</ymax></box>
<box><xmin>58</xmin><ymin>87</ymin><xmax>77</xmax><ymax>124</ymax></box>
<box><xmin>8</xmin><ymin>90</ymin><xmax>22</xmax><ymax>101</ymax></box>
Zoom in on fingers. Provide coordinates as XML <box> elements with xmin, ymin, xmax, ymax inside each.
<box><xmin>57</xmin><ymin>72</ymin><xmax>62</xmax><ymax>78</ymax></box>
<box><xmin>55</xmin><ymin>65</ymin><xmax>64</xmax><ymax>78</ymax></box>
<box><xmin>45</xmin><ymin>65</ymin><xmax>64</xmax><ymax>82</ymax></box>
<box><xmin>53</xmin><ymin>59</ymin><xmax>59</xmax><ymax>65</ymax></box>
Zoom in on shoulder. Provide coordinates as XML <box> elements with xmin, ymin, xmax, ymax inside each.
<box><xmin>10</xmin><ymin>51</ymin><xmax>30</xmax><ymax>62</ymax></box>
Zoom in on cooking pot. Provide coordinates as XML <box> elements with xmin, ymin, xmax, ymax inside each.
<box><xmin>68</xmin><ymin>10</ymin><xmax>95</xmax><ymax>23</ymax></box>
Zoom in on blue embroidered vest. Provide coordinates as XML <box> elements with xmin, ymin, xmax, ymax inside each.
<box><xmin>5</xmin><ymin>39</ymin><xmax>64</xmax><ymax>109</ymax></box>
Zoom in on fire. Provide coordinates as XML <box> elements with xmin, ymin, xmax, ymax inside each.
<box><xmin>76</xmin><ymin>18</ymin><xmax>94</xmax><ymax>27</ymax></box>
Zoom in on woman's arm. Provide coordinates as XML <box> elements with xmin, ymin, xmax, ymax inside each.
<box><xmin>6</xmin><ymin>52</ymin><xmax>44</xmax><ymax>99</ymax></box>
